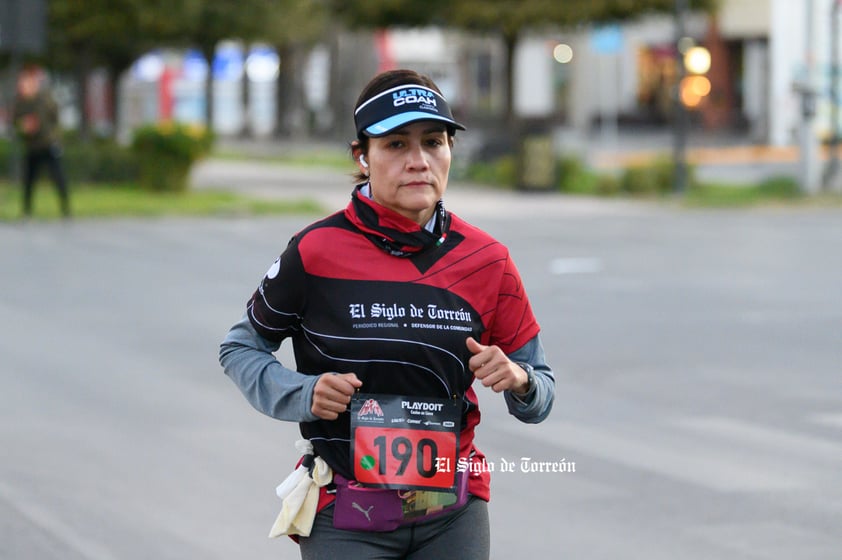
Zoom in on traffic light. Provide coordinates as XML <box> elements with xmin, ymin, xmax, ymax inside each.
<box><xmin>680</xmin><ymin>45</ymin><xmax>711</xmax><ymax>109</ymax></box>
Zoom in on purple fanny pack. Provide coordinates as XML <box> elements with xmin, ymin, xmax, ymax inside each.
<box><xmin>332</xmin><ymin>472</ymin><xmax>468</xmax><ymax>532</ymax></box>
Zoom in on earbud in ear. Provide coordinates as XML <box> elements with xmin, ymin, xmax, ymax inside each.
<box><xmin>359</xmin><ymin>155</ymin><xmax>369</xmax><ymax>168</ymax></box>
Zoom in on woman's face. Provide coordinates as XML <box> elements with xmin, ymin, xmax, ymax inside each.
<box><xmin>361</xmin><ymin>121</ymin><xmax>452</xmax><ymax>226</ymax></box>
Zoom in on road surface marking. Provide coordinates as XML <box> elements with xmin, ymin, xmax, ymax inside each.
<box><xmin>676</xmin><ymin>416</ymin><xmax>842</xmax><ymax>465</ymax></box>
<box><xmin>558</xmin><ymin>421</ymin><xmax>805</xmax><ymax>492</ymax></box>
<box><xmin>0</xmin><ymin>480</ymin><xmax>114</xmax><ymax>560</ymax></box>
<box><xmin>808</xmin><ymin>412</ymin><xmax>842</xmax><ymax>430</ymax></box>
<box><xmin>550</xmin><ymin>257</ymin><xmax>603</xmax><ymax>275</ymax></box>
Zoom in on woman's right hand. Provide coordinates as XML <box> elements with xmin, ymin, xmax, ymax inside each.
<box><xmin>311</xmin><ymin>373</ymin><xmax>363</xmax><ymax>420</ymax></box>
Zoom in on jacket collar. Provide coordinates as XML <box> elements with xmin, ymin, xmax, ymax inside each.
<box><xmin>344</xmin><ymin>184</ymin><xmax>449</xmax><ymax>257</ymax></box>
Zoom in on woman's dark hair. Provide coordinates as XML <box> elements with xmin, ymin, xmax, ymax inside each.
<box><xmin>350</xmin><ymin>69</ymin><xmax>454</xmax><ymax>183</ymax></box>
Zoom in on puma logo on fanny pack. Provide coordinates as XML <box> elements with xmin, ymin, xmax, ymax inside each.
<box><xmin>351</xmin><ymin>502</ymin><xmax>374</xmax><ymax>522</ymax></box>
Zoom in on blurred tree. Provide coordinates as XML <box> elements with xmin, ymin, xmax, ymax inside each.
<box><xmin>331</xmin><ymin>0</ymin><xmax>449</xmax><ymax>27</ymax></box>
<box><xmin>47</xmin><ymin>0</ymin><xmax>194</xmax><ymax>139</ymax></box>
<box><xmin>255</xmin><ymin>0</ymin><xmax>329</xmax><ymax>138</ymax></box>
<box><xmin>50</xmin><ymin>0</ymin><xmax>281</xmax><ymax>137</ymax></box>
<box><xmin>330</xmin><ymin>0</ymin><xmax>718</xmax><ymax>125</ymax></box>
<box><xmin>176</xmin><ymin>0</ymin><xmax>275</xmax><ymax>134</ymax></box>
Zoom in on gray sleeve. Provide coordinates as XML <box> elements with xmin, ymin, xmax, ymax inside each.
<box><xmin>219</xmin><ymin>314</ymin><xmax>320</xmax><ymax>423</ymax></box>
<box><xmin>503</xmin><ymin>334</ymin><xmax>555</xmax><ymax>424</ymax></box>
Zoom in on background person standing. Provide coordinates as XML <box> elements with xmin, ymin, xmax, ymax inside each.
<box><xmin>12</xmin><ymin>64</ymin><xmax>70</xmax><ymax>219</ymax></box>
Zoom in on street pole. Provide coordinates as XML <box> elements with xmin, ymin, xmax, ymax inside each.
<box><xmin>798</xmin><ymin>0</ymin><xmax>821</xmax><ymax>194</ymax></box>
<box><xmin>673</xmin><ymin>0</ymin><xmax>689</xmax><ymax>194</ymax></box>
<box><xmin>824</xmin><ymin>0</ymin><xmax>841</xmax><ymax>191</ymax></box>
<box><xmin>1</xmin><ymin>0</ymin><xmax>45</xmax><ymax>183</ymax></box>
<box><xmin>3</xmin><ymin>0</ymin><xmax>23</xmax><ymax>184</ymax></box>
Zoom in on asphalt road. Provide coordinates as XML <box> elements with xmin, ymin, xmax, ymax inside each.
<box><xmin>2</xmin><ymin>164</ymin><xmax>841</xmax><ymax>559</ymax></box>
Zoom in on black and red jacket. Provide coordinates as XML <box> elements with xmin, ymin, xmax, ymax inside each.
<box><xmin>247</xmin><ymin>186</ymin><xmax>541</xmax><ymax>500</ymax></box>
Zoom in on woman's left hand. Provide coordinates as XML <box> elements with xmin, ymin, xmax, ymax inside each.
<box><xmin>466</xmin><ymin>337</ymin><xmax>529</xmax><ymax>395</ymax></box>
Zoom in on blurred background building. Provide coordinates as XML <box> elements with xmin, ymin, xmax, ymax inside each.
<box><xmin>1</xmin><ymin>0</ymin><xmax>839</xmax><ymax>156</ymax></box>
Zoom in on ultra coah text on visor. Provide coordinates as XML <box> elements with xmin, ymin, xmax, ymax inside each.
<box><xmin>354</xmin><ymin>83</ymin><xmax>466</xmax><ymax>138</ymax></box>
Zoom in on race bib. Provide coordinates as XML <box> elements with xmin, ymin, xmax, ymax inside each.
<box><xmin>350</xmin><ymin>394</ymin><xmax>460</xmax><ymax>491</ymax></box>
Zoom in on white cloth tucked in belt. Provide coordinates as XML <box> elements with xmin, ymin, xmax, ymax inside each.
<box><xmin>268</xmin><ymin>439</ymin><xmax>333</xmax><ymax>538</ymax></box>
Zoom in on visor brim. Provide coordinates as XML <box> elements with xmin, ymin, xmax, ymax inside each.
<box><xmin>363</xmin><ymin>112</ymin><xmax>467</xmax><ymax>137</ymax></box>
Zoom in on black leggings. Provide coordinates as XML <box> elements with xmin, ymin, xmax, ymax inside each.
<box><xmin>299</xmin><ymin>496</ymin><xmax>490</xmax><ymax>560</ymax></box>
<box><xmin>22</xmin><ymin>145</ymin><xmax>70</xmax><ymax>217</ymax></box>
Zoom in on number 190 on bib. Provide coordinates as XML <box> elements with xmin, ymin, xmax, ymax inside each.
<box><xmin>353</xmin><ymin>427</ymin><xmax>457</xmax><ymax>490</ymax></box>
